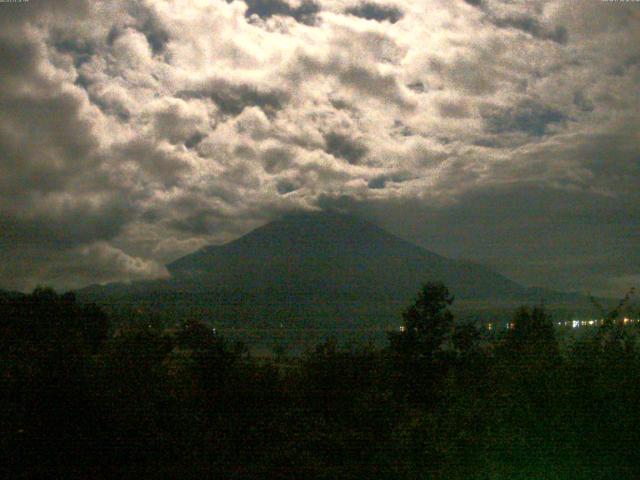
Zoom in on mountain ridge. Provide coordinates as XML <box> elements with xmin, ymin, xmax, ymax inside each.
<box><xmin>165</xmin><ymin>211</ymin><xmax>525</xmax><ymax>299</ymax></box>
<box><xmin>79</xmin><ymin>211</ymin><xmax>592</xmax><ymax>328</ymax></box>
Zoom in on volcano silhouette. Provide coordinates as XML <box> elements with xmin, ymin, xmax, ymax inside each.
<box><xmin>80</xmin><ymin>211</ymin><xmax>573</xmax><ymax>328</ymax></box>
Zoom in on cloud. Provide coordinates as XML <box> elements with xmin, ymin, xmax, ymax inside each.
<box><xmin>345</xmin><ymin>2</ymin><xmax>403</xmax><ymax>24</ymax></box>
<box><xmin>606</xmin><ymin>274</ymin><xmax>640</xmax><ymax>298</ymax></box>
<box><xmin>178</xmin><ymin>78</ymin><xmax>289</xmax><ymax>118</ymax></box>
<box><xmin>311</xmin><ymin>184</ymin><xmax>640</xmax><ymax>296</ymax></box>
<box><xmin>135</xmin><ymin>7</ymin><xmax>171</xmax><ymax>55</ymax></box>
<box><xmin>323</xmin><ymin>131</ymin><xmax>368</xmax><ymax>164</ymax></box>
<box><xmin>437</xmin><ymin>97</ymin><xmax>472</xmax><ymax>119</ymax></box>
<box><xmin>276</xmin><ymin>179</ymin><xmax>300</xmax><ymax>194</ymax></box>
<box><xmin>492</xmin><ymin>15</ymin><xmax>568</xmax><ymax>44</ymax></box>
<box><xmin>243</xmin><ymin>0</ymin><xmax>321</xmax><ymax>25</ymax></box>
<box><xmin>79</xmin><ymin>242</ymin><xmax>169</xmax><ymax>283</ymax></box>
<box><xmin>0</xmin><ymin>0</ymin><xmax>637</xmax><ymax>296</ymax></box>
<box><xmin>291</xmin><ymin>50</ymin><xmax>412</xmax><ymax>108</ymax></box>
<box><xmin>262</xmin><ymin>145</ymin><xmax>296</xmax><ymax>173</ymax></box>
<box><xmin>481</xmin><ymin>100</ymin><xmax>567</xmax><ymax>137</ymax></box>
<box><xmin>573</xmin><ymin>91</ymin><xmax>594</xmax><ymax>113</ymax></box>
<box><xmin>367</xmin><ymin>172</ymin><xmax>410</xmax><ymax>190</ymax></box>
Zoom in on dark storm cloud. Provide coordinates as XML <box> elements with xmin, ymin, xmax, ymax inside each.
<box><xmin>0</xmin><ymin>36</ymin><xmax>40</xmax><ymax>80</ymax></box>
<box><xmin>243</xmin><ymin>0</ymin><xmax>320</xmax><ymax>25</ymax></box>
<box><xmin>184</xmin><ymin>133</ymin><xmax>206</xmax><ymax>149</ymax></box>
<box><xmin>0</xmin><ymin>27</ymin><xmax>121</xmax><ymax>251</ymax></box>
<box><xmin>328</xmin><ymin>97</ymin><xmax>352</xmax><ymax>111</ymax></box>
<box><xmin>406</xmin><ymin>81</ymin><xmax>425</xmax><ymax>93</ymax></box>
<box><xmin>312</xmin><ymin>185</ymin><xmax>640</xmax><ymax>296</ymax></box>
<box><xmin>437</xmin><ymin>99</ymin><xmax>471</xmax><ymax>119</ymax></box>
<box><xmin>178</xmin><ymin>79</ymin><xmax>288</xmax><ymax>117</ymax></box>
<box><xmin>0</xmin><ymin>241</ymin><xmax>168</xmax><ymax>291</ymax></box>
<box><xmin>163</xmin><ymin>189</ymin><xmax>245</xmax><ymax>235</ymax></box>
<box><xmin>0</xmin><ymin>93</ymin><xmax>98</xmax><ymax>196</ymax></box>
<box><xmin>610</xmin><ymin>53</ymin><xmax>640</xmax><ymax>77</ymax></box>
<box><xmin>391</xmin><ymin>120</ymin><xmax>414</xmax><ymax>138</ymax></box>
<box><xmin>367</xmin><ymin>172</ymin><xmax>410</xmax><ymax>190</ymax></box>
<box><xmin>492</xmin><ymin>16</ymin><xmax>568</xmax><ymax>44</ymax></box>
<box><xmin>481</xmin><ymin>100</ymin><xmax>567</xmax><ymax>136</ymax></box>
<box><xmin>262</xmin><ymin>146</ymin><xmax>295</xmax><ymax>173</ymax></box>
<box><xmin>85</xmin><ymin>90</ymin><xmax>132</xmax><ymax>121</ymax></box>
<box><xmin>464</xmin><ymin>2</ymin><xmax>568</xmax><ymax>44</ymax></box>
<box><xmin>0</xmin><ymin>200</ymin><xmax>132</xmax><ymax>250</ymax></box>
<box><xmin>51</xmin><ymin>34</ymin><xmax>96</xmax><ymax>67</ymax></box>
<box><xmin>150</xmin><ymin>102</ymin><xmax>208</xmax><ymax>146</ymax></box>
<box><xmin>276</xmin><ymin>179</ymin><xmax>299</xmax><ymax>194</ymax></box>
<box><xmin>0</xmin><ymin>0</ymin><xmax>90</xmax><ymax>27</ymax></box>
<box><xmin>106</xmin><ymin>23</ymin><xmax>168</xmax><ymax>57</ymax></box>
<box><xmin>566</xmin><ymin>129</ymin><xmax>640</xmax><ymax>193</ymax></box>
<box><xmin>435</xmin><ymin>187</ymin><xmax>640</xmax><ymax>294</ymax></box>
<box><xmin>0</xmin><ymin>27</ymin><xmax>100</xmax><ymax>197</ymax></box>
<box><xmin>168</xmin><ymin>211</ymin><xmax>227</xmax><ymax>236</ymax></box>
<box><xmin>104</xmin><ymin>3</ymin><xmax>170</xmax><ymax>54</ymax></box>
<box><xmin>323</xmin><ymin>132</ymin><xmax>368</xmax><ymax>165</ymax></box>
<box><xmin>345</xmin><ymin>2</ymin><xmax>403</xmax><ymax>24</ymax></box>
<box><xmin>138</xmin><ymin>11</ymin><xmax>170</xmax><ymax>55</ymax></box>
<box><xmin>573</xmin><ymin>92</ymin><xmax>594</xmax><ymax>113</ymax></box>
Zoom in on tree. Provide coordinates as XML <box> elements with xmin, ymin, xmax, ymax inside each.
<box><xmin>590</xmin><ymin>288</ymin><xmax>637</xmax><ymax>354</ymax></box>
<box><xmin>490</xmin><ymin>305</ymin><xmax>562</xmax><ymax>462</ymax></box>
<box><xmin>0</xmin><ymin>287</ymin><xmax>111</xmax><ymax>477</ymax></box>
<box><xmin>389</xmin><ymin>282</ymin><xmax>455</xmax><ymax>402</ymax></box>
<box><xmin>452</xmin><ymin>322</ymin><xmax>482</xmax><ymax>358</ymax></box>
<box><xmin>390</xmin><ymin>282</ymin><xmax>455</xmax><ymax>362</ymax></box>
<box><xmin>505</xmin><ymin>305</ymin><xmax>559</xmax><ymax>362</ymax></box>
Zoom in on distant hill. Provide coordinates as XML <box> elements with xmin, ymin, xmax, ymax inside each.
<box><xmin>79</xmin><ymin>211</ymin><xmax>592</xmax><ymax>329</ymax></box>
<box><xmin>0</xmin><ymin>289</ymin><xmax>24</xmax><ymax>301</ymax></box>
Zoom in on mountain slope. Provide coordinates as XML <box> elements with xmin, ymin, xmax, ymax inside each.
<box><xmin>80</xmin><ymin>211</ymin><xmax>585</xmax><ymax>329</ymax></box>
<box><xmin>166</xmin><ymin>211</ymin><xmax>525</xmax><ymax>300</ymax></box>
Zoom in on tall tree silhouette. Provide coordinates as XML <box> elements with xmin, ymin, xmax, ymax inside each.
<box><xmin>389</xmin><ymin>282</ymin><xmax>455</xmax><ymax>403</ymax></box>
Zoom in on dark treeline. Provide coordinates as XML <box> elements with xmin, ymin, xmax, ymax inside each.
<box><xmin>1</xmin><ymin>283</ymin><xmax>640</xmax><ymax>479</ymax></box>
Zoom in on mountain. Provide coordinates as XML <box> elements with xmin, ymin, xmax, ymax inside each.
<box><xmin>167</xmin><ymin>211</ymin><xmax>527</xmax><ymax>300</ymax></box>
<box><xmin>79</xmin><ymin>211</ymin><xmax>588</xmax><ymax>330</ymax></box>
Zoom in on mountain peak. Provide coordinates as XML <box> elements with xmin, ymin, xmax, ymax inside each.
<box><xmin>167</xmin><ymin>210</ymin><xmax>439</xmax><ymax>275</ymax></box>
<box><xmin>164</xmin><ymin>210</ymin><xmax>526</xmax><ymax>300</ymax></box>
<box><xmin>276</xmin><ymin>209</ymin><xmax>372</xmax><ymax>228</ymax></box>
<box><xmin>81</xmin><ymin>211</ymin><xmax>591</xmax><ymax>329</ymax></box>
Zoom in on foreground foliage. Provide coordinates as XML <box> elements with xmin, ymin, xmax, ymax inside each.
<box><xmin>1</xmin><ymin>284</ymin><xmax>639</xmax><ymax>479</ymax></box>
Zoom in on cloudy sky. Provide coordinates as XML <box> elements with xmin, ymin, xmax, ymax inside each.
<box><xmin>0</xmin><ymin>0</ymin><xmax>638</xmax><ymax>296</ymax></box>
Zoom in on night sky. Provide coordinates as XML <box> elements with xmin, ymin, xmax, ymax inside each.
<box><xmin>0</xmin><ymin>0</ymin><xmax>638</xmax><ymax>296</ymax></box>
